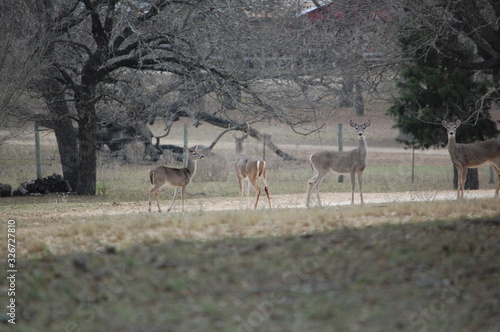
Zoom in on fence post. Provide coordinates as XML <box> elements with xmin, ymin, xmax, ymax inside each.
<box><xmin>411</xmin><ymin>147</ymin><xmax>415</xmax><ymax>183</ymax></box>
<box><xmin>338</xmin><ymin>123</ymin><xmax>344</xmax><ymax>183</ymax></box>
<box><xmin>262</xmin><ymin>135</ymin><xmax>266</xmax><ymax>161</ymax></box>
<box><xmin>35</xmin><ymin>122</ymin><xmax>42</xmax><ymax>179</ymax></box>
<box><xmin>183</xmin><ymin>124</ymin><xmax>188</xmax><ymax>168</ymax></box>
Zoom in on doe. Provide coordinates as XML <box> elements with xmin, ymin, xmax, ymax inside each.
<box><xmin>442</xmin><ymin>119</ymin><xmax>500</xmax><ymax>199</ymax></box>
<box><xmin>306</xmin><ymin>120</ymin><xmax>370</xmax><ymax>208</ymax></box>
<box><xmin>233</xmin><ymin>130</ymin><xmax>271</xmax><ymax>209</ymax></box>
<box><xmin>148</xmin><ymin>147</ymin><xmax>204</xmax><ymax>212</ymax></box>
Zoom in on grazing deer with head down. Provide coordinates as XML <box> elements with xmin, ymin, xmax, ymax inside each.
<box><xmin>233</xmin><ymin>129</ymin><xmax>271</xmax><ymax>209</ymax></box>
<box><xmin>306</xmin><ymin>120</ymin><xmax>370</xmax><ymax>208</ymax></box>
<box><xmin>442</xmin><ymin>119</ymin><xmax>500</xmax><ymax>200</ymax></box>
<box><xmin>148</xmin><ymin>147</ymin><xmax>204</xmax><ymax>212</ymax></box>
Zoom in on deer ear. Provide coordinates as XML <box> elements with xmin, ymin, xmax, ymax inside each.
<box><xmin>455</xmin><ymin>120</ymin><xmax>461</xmax><ymax>127</ymax></box>
<box><xmin>350</xmin><ymin>120</ymin><xmax>355</xmax><ymax>127</ymax></box>
<box><xmin>364</xmin><ymin>120</ymin><xmax>371</xmax><ymax>127</ymax></box>
<box><xmin>442</xmin><ymin>120</ymin><xmax>448</xmax><ymax>127</ymax></box>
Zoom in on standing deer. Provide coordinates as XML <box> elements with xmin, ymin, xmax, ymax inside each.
<box><xmin>148</xmin><ymin>147</ymin><xmax>204</xmax><ymax>212</ymax></box>
<box><xmin>442</xmin><ymin>120</ymin><xmax>500</xmax><ymax>199</ymax></box>
<box><xmin>306</xmin><ymin>120</ymin><xmax>370</xmax><ymax>208</ymax></box>
<box><xmin>233</xmin><ymin>130</ymin><xmax>271</xmax><ymax>209</ymax></box>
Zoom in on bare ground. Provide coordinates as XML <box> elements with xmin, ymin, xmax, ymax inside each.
<box><xmin>6</xmin><ymin>189</ymin><xmax>496</xmax><ymax>220</ymax></box>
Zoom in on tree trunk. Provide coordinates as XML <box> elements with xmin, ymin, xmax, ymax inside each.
<box><xmin>40</xmin><ymin>84</ymin><xmax>79</xmax><ymax>192</ymax></box>
<box><xmin>53</xmin><ymin>122</ymin><xmax>78</xmax><ymax>192</ymax></box>
<box><xmin>339</xmin><ymin>76</ymin><xmax>353</xmax><ymax>107</ymax></box>
<box><xmin>77</xmin><ymin>105</ymin><xmax>98</xmax><ymax>195</ymax></box>
<box><xmin>453</xmin><ymin>167</ymin><xmax>479</xmax><ymax>190</ymax></box>
<box><xmin>354</xmin><ymin>81</ymin><xmax>364</xmax><ymax>116</ymax></box>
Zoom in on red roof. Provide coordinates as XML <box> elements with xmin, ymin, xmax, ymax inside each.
<box><xmin>298</xmin><ymin>3</ymin><xmax>390</xmax><ymax>22</ymax></box>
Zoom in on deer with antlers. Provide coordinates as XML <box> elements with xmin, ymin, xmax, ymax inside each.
<box><xmin>148</xmin><ymin>147</ymin><xmax>204</xmax><ymax>212</ymax></box>
<box><xmin>232</xmin><ymin>127</ymin><xmax>271</xmax><ymax>209</ymax></box>
<box><xmin>306</xmin><ymin>120</ymin><xmax>370</xmax><ymax>208</ymax></box>
<box><xmin>442</xmin><ymin>119</ymin><xmax>500</xmax><ymax>200</ymax></box>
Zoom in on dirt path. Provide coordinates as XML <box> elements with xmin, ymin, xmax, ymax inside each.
<box><xmin>22</xmin><ymin>189</ymin><xmax>495</xmax><ymax>219</ymax></box>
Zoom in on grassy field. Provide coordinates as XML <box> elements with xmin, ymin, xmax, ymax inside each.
<box><xmin>1</xmin><ymin>104</ymin><xmax>500</xmax><ymax>331</ymax></box>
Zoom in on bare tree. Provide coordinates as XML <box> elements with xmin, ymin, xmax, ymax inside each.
<box><xmin>391</xmin><ymin>0</ymin><xmax>500</xmax><ymax>96</ymax></box>
<box><xmin>0</xmin><ymin>2</ymin><xmax>49</xmax><ymax>144</ymax></box>
<box><xmin>11</xmin><ymin>0</ymin><xmax>399</xmax><ymax>195</ymax></box>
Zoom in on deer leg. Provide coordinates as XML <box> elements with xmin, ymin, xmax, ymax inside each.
<box><xmin>249</xmin><ymin>178</ymin><xmax>261</xmax><ymax>209</ymax></box>
<box><xmin>247</xmin><ymin>179</ymin><xmax>251</xmax><ymax>208</ymax></box>
<box><xmin>264</xmin><ymin>186</ymin><xmax>271</xmax><ymax>208</ymax></box>
<box><xmin>306</xmin><ymin>182</ymin><xmax>313</xmax><ymax>209</ymax></box>
<box><xmin>167</xmin><ymin>187</ymin><xmax>179</xmax><ymax>212</ymax></box>
<box><xmin>492</xmin><ymin>164</ymin><xmax>500</xmax><ymax>197</ymax></box>
<box><xmin>253</xmin><ymin>187</ymin><xmax>261</xmax><ymax>209</ymax></box>
<box><xmin>357</xmin><ymin>171</ymin><xmax>363</xmax><ymax>204</ymax></box>
<box><xmin>496</xmin><ymin>172</ymin><xmax>500</xmax><ymax>198</ymax></box>
<box><xmin>459</xmin><ymin>166</ymin><xmax>467</xmax><ymax>200</ymax></box>
<box><xmin>258</xmin><ymin>176</ymin><xmax>271</xmax><ymax>208</ymax></box>
<box><xmin>454</xmin><ymin>165</ymin><xmax>463</xmax><ymax>200</ymax></box>
<box><xmin>314</xmin><ymin>171</ymin><xmax>329</xmax><ymax>208</ymax></box>
<box><xmin>180</xmin><ymin>185</ymin><xmax>186</xmax><ymax>212</ymax></box>
<box><xmin>148</xmin><ymin>190</ymin><xmax>153</xmax><ymax>213</ymax></box>
<box><xmin>150</xmin><ymin>187</ymin><xmax>162</xmax><ymax>213</ymax></box>
<box><xmin>314</xmin><ymin>181</ymin><xmax>323</xmax><ymax>207</ymax></box>
<box><xmin>237</xmin><ymin>177</ymin><xmax>244</xmax><ymax>209</ymax></box>
<box><xmin>350</xmin><ymin>171</ymin><xmax>356</xmax><ymax>205</ymax></box>
<box><xmin>306</xmin><ymin>171</ymin><xmax>319</xmax><ymax>208</ymax></box>
<box><xmin>156</xmin><ymin>192</ymin><xmax>162</xmax><ymax>212</ymax></box>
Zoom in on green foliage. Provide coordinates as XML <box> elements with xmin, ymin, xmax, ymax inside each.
<box><xmin>388</xmin><ymin>30</ymin><xmax>498</xmax><ymax>149</ymax></box>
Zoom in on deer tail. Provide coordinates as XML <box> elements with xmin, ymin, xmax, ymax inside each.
<box><xmin>149</xmin><ymin>169</ymin><xmax>154</xmax><ymax>185</ymax></box>
<box><xmin>257</xmin><ymin>160</ymin><xmax>266</xmax><ymax>178</ymax></box>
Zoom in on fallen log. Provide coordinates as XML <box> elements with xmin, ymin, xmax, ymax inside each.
<box><xmin>0</xmin><ymin>184</ymin><xmax>12</xmax><ymax>197</ymax></box>
<box><xmin>12</xmin><ymin>173</ymin><xmax>72</xmax><ymax>196</ymax></box>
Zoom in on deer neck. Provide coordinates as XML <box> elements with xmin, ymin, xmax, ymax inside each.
<box><xmin>186</xmin><ymin>158</ymin><xmax>198</xmax><ymax>177</ymax></box>
<box><xmin>447</xmin><ymin>134</ymin><xmax>458</xmax><ymax>156</ymax></box>
<box><xmin>357</xmin><ymin>136</ymin><xmax>367</xmax><ymax>156</ymax></box>
<box><xmin>235</xmin><ymin>142</ymin><xmax>245</xmax><ymax>156</ymax></box>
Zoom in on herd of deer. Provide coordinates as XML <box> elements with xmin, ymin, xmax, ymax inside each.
<box><xmin>148</xmin><ymin>120</ymin><xmax>500</xmax><ymax>213</ymax></box>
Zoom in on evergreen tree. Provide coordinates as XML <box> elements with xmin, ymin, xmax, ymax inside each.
<box><xmin>388</xmin><ymin>30</ymin><xmax>498</xmax><ymax>188</ymax></box>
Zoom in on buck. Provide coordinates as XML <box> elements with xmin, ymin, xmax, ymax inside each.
<box><xmin>233</xmin><ymin>130</ymin><xmax>271</xmax><ymax>209</ymax></box>
<box><xmin>306</xmin><ymin>120</ymin><xmax>370</xmax><ymax>208</ymax></box>
<box><xmin>442</xmin><ymin>119</ymin><xmax>500</xmax><ymax>200</ymax></box>
<box><xmin>148</xmin><ymin>147</ymin><xmax>204</xmax><ymax>212</ymax></box>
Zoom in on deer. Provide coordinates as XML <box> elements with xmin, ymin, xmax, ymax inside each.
<box><xmin>148</xmin><ymin>147</ymin><xmax>204</xmax><ymax>213</ymax></box>
<box><xmin>306</xmin><ymin>120</ymin><xmax>370</xmax><ymax>208</ymax></box>
<box><xmin>233</xmin><ymin>129</ymin><xmax>271</xmax><ymax>209</ymax></box>
<box><xmin>442</xmin><ymin>119</ymin><xmax>500</xmax><ymax>200</ymax></box>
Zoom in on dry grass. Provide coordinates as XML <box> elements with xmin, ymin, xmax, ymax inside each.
<box><xmin>2</xmin><ymin>197</ymin><xmax>497</xmax><ymax>260</ymax></box>
<box><xmin>4</xmin><ymin>211</ymin><xmax>499</xmax><ymax>331</ymax></box>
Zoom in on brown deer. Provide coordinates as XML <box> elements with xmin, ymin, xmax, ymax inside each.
<box><xmin>306</xmin><ymin>120</ymin><xmax>370</xmax><ymax>208</ymax></box>
<box><xmin>233</xmin><ymin>130</ymin><xmax>271</xmax><ymax>209</ymax></box>
<box><xmin>148</xmin><ymin>147</ymin><xmax>204</xmax><ymax>212</ymax></box>
<box><xmin>442</xmin><ymin>120</ymin><xmax>500</xmax><ymax>199</ymax></box>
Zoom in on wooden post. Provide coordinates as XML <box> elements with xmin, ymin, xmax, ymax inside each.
<box><xmin>183</xmin><ymin>124</ymin><xmax>188</xmax><ymax>168</ymax></box>
<box><xmin>411</xmin><ymin>147</ymin><xmax>415</xmax><ymax>183</ymax></box>
<box><xmin>337</xmin><ymin>123</ymin><xmax>344</xmax><ymax>183</ymax></box>
<box><xmin>35</xmin><ymin>122</ymin><xmax>42</xmax><ymax>179</ymax></box>
<box><xmin>262</xmin><ymin>135</ymin><xmax>266</xmax><ymax>161</ymax></box>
